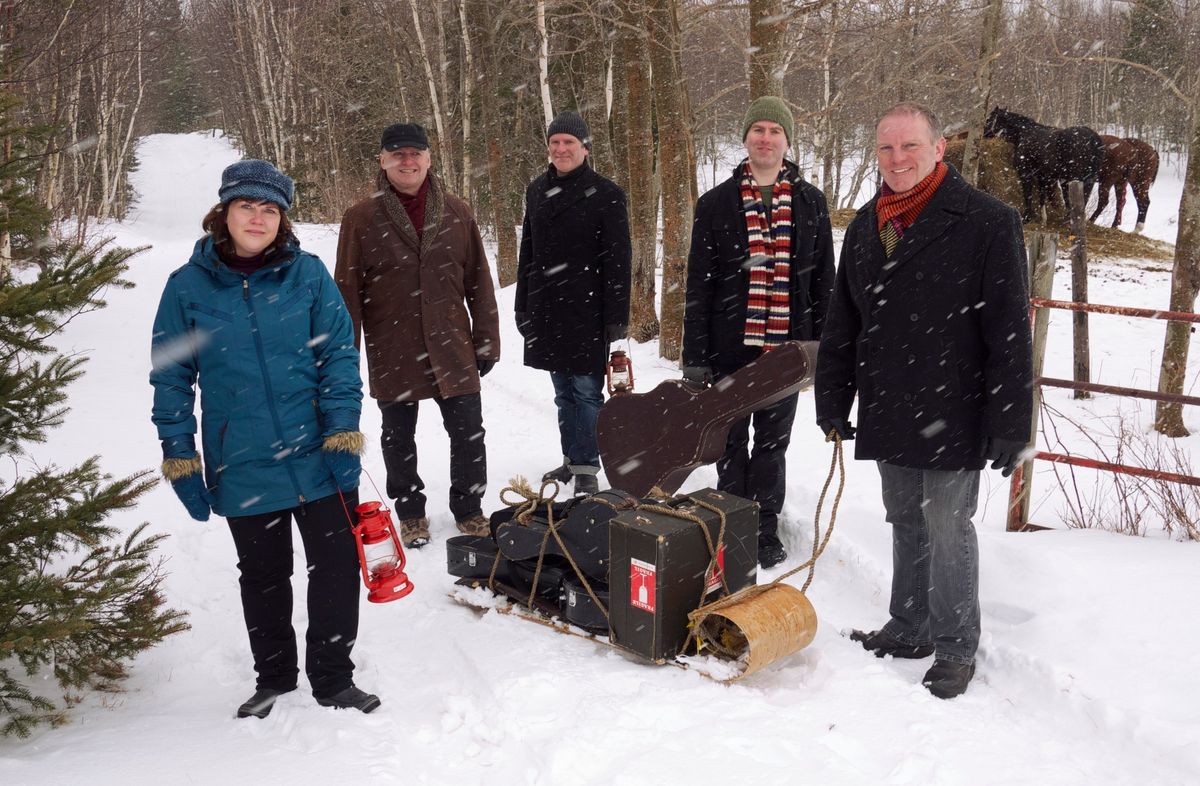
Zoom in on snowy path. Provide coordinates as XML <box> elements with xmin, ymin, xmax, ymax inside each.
<box><xmin>1</xmin><ymin>133</ymin><xmax>1197</xmax><ymax>786</ymax></box>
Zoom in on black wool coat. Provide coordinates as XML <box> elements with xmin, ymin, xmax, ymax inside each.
<box><xmin>683</xmin><ymin>161</ymin><xmax>836</xmax><ymax>370</ymax></box>
<box><xmin>815</xmin><ymin>165</ymin><xmax>1034</xmax><ymax>471</ymax></box>
<box><xmin>515</xmin><ymin>162</ymin><xmax>632</xmax><ymax>375</ymax></box>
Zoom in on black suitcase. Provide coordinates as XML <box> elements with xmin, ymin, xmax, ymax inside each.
<box><xmin>495</xmin><ymin>489</ymin><xmax>636</xmax><ymax>582</ymax></box>
<box><xmin>506</xmin><ymin>557</ymin><xmax>568</xmax><ymax>603</ymax></box>
<box><xmin>559</xmin><ymin>575</ymin><xmax>609</xmax><ymax>634</ymax></box>
<box><xmin>446</xmin><ymin>535</ymin><xmax>509</xmax><ymax>582</ymax></box>
<box><xmin>608</xmin><ymin>488</ymin><xmax>759</xmax><ymax>661</ymax></box>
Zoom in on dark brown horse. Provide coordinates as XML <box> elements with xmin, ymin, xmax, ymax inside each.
<box><xmin>984</xmin><ymin>107</ymin><xmax>1105</xmax><ymax>223</ymax></box>
<box><xmin>1090</xmin><ymin>135</ymin><xmax>1160</xmax><ymax>233</ymax></box>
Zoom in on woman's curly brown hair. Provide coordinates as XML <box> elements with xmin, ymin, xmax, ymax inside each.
<box><xmin>201</xmin><ymin>199</ymin><xmax>298</xmax><ymax>264</ymax></box>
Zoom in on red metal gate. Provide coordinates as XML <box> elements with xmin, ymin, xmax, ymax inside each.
<box><xmin>1007</xmin><ymin>297</ymin><xmax>1200</xmax><ymax>531</ymax></box>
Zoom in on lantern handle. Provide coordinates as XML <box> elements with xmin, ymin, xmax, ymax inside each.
<box><xmin>336</xmin><ymin>469</ymin><xmax>389</xmax><ymax>528</ymax></box>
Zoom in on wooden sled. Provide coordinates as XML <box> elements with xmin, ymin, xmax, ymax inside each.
<box><xmin>449</xmin><ymin>578</ymin><xmax>743</xmax><ymax>680</ymax></box>
<box><xmin>596</xmin><ymin>340</ymin><xmax>818</xmax><ymax>497</ymax></box>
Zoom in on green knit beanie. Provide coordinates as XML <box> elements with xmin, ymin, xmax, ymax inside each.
<box><xmin>742</xmin><ymin>96</ymin><xmax>794</xmax><ymax>145</ymax></box>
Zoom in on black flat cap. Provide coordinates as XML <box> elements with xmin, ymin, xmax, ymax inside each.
<box><xmin>381</xmin><ymin>123</ymin><xmax>429</xmax><ymax>151</ymax></box>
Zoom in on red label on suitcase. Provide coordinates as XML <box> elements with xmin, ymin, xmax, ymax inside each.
<box><xmin>630</xmin><ymin>557</ymin><xmax>656</xmax><ymax>613</ymax></box>
<box><xmin>704</xmin><ymin>545</ymin><xmax>726</xmax><ymax>594</ymax></box>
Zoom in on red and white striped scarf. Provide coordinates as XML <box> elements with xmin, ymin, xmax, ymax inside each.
<box><xmin>739</xmin><ymin>162</ymin><xmax>792</xmax><ymax>348</ymax></box>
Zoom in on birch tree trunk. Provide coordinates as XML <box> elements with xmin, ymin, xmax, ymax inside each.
<box><xmin>537</xmin><ymin>0</ymin><xmax>554</xmax><ymax>127</ymax></box>
<box><xmin>458</xmin><ymin>0</ymin><xmax>474</xmax><ymax>200</ymax></box>
<box><xmin>408</xmin><ymin>0</ymin><xmax>452</xmax><ymax>182</ymax></box>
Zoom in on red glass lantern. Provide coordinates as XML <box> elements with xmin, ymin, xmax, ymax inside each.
<box><xmin>352</xmin><ymin>501</ymin><xmax>414</xmax><ymax>603</ymax></box>
<box><xmin>607</xmin><ymin>350</ymin><xmax>634</xmax><ymax>395</ymax></box>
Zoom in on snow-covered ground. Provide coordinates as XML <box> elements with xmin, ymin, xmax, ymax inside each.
<box><xmin>2</xmin><ymin>132</ymin><xmax>1198</xmax><ymax>785</ymax></box>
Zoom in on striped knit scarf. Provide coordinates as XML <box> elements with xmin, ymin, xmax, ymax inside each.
<box><xmin>876</xmin><ymin>161</ymin><xmax>947</xmax><ymax>256</ymax></box>
<box><xmin>739</xmin><ymin>162</ymin><xmax>792</xmax><ymax>348</ymax></box>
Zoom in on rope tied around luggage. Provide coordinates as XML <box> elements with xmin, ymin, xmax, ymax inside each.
<box><xmin>684</xmin><ymin>431</ymin><xmax>846</xmax><ymax>660</ymax></box>
<box><xmin>632</xmin><ymin>497</ymin><xmax>731</xmax><ymax>601</ymax></box>
<box><xmin>499</xmin><ymin>477</ymin><xmax>610</xmax><ymax>620</ymax></box>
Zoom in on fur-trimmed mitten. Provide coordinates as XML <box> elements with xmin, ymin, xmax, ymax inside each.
<box><xmin>162</xmin><ymin>454</ymin><xmax>215</xmax><ymax>521</ymax></box>
<box><xmin>323</xmin><ymin>431</ymin><xmax>365</xmax><ymax>492</ymax></box>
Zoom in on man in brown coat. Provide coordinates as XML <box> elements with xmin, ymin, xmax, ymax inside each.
<box><xmin>336</xmin><ymin>123</ymin><xmax>500</xmax><ymax>548</ymax></box>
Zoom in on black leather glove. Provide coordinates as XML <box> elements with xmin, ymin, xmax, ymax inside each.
<box><xmin>477</xmin><ymin>358</ymin><xmax>496</xmax><ymax>377</ymax></box>
<box><xmin>682</xmin><ymin>365</ymin><xmax>713</xmax><ymax>385</ymax></box>
<box><xmin>605</xmin><ymin>323</ymin><xmax>627</xmax><ymax>343</ymax></box>
<box><xmin>817</xmin><ymin>417</ymin><xmax>856</xmax><ymax>441</ymax></box>
<box><xmin>515</xmin><ymin>311</ymin><xmax>532</xmax><ymax>338</ymax></box>
<box><xmin>984</xmin><ymin>436</ymin><xmax>1027</xmax><ymax>477</ymax></box>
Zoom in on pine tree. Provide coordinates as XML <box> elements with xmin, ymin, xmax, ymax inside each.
<box><xmin>0</xmin><ymin>89</ymin><xmax>188</xmax><ymax>738</ymax></box>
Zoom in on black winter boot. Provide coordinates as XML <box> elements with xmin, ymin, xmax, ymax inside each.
<box><xmin>573</xmin><ymin>472</ymin><xmax>600</xmax><ymax>496</ymax></box>
<box><xmin>849</xmin><ymin>629</ymin><xmax>935</xmax><ymax>659</ymax></box>
<box><xmin>542</xmin><ymin>460</ymin><xmax>572</xmax><ymax>485</ymax></box>
<box><xmin>758</xmin><ymin>534</ymin><xmax>787</xmax><ymax>569</ymax></box>
<box><xmin>922</xmin><ymin>659</ymin><xmax>976</xmax><ymax>699</ymax></box>
<box><xmin>316</xmin><ymin>685</ymin><xmax>382</xmax><ymax>714</ymax></box>
<box><xmin>236</xmin><ymin>686</ymin><xmax>295</xmax><ymax>719</ymax></box>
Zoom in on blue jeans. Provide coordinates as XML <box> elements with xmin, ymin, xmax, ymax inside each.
<box><xmin>549</xmin><ymin>372</ymin><xmax>604</xmax><ymax>471</ymax></box>
<box><xmin>876</xmin><ymin>462</ymin><xmax>981</xmax><ymax>665</ymax></box>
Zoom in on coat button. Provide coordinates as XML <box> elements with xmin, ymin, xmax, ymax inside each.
<box><xmin>910</xmin><ymin>313</ymin><xmax>919</xmax><ymax>322</ymax></box>
<box><xmin>903</xmin><ymin>393</ymin><xmax>913</xmax><ymax>402</ymax></box>
<box><xmin>915</xmin><ymin>272</ymin><xmax>925</xmax><ymax>281</ymax></box>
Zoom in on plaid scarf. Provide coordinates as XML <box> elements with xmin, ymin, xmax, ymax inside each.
<box><xmin>378</xmin><ymin>170</ymin><xmax>444</xmax><ymax>259</ymax></box>
<box><xmin>876</xmin><ymin>161</ymin><xmax>947</xmax><ymax>257</ymax></box>
<box><xmin>739</xmin><ymin>161</ymin><xmax>792</xmax><ymax>348</ymax></box>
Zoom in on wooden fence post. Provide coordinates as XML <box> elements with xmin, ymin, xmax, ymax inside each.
<box><xmin>1008</xmin><ymin>230</ymin><xmax>1057</xmax><ymax>532</ymax></box>
<box><xmin>1069</xmin><ymin>180</ymin><xmax>1090</xmax><ymax>399</ymax></box>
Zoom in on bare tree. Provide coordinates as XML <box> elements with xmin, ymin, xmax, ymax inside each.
<box><xmin>961</xmin><ymin>0</ymin><xmax>1004</xmax><ymax>186</ymax></box>
<box><xmin>616</xmin><ymin>0</ymin><xmax>658</xmax><ymax>341</ymax></box>
<box><xmin>748</xmin><ymin>0</ymin><xmax>786</xmax><ymax>99</ymax></box>
<box><xmin>648</xmin><ymin>0</ymin><xmax>694</xmax><ymax>360</ymax></box>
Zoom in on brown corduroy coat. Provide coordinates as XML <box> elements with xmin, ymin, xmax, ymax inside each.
<box><xmin>335</xmin><ymin>173</ymin><xmax>500</xmax><ymax>402</ymax></box>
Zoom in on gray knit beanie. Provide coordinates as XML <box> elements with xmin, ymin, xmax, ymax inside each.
<box><xmin>742</xmin><ymin>96</ymin><xmax>795</xmax><ymax>145</ymax></box>
<box><xmin>546</xmin><ymin>110</ymin><xmax>591</xmax><ymax>150</ymax></box>
<box><xmin>218</xmin><ymin>159</ymin><xmax>294</xmax><ymax>211</ymax></box>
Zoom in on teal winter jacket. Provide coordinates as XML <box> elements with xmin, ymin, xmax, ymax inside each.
<box><xmin>150</xmin><ymin>236</ymin><xmax>362</xmax><ymax>518</ymax></box>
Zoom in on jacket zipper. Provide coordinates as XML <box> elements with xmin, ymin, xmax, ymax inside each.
<box><xmin>243</xmin><ymin>274</ymin><xmax>306</xmax><ymax>506</ymax></box>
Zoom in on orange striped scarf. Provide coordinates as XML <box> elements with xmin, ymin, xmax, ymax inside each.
<box><xmin>876</xmin><ymin>162</ymin><xmax>948</xmax><ymax>240</ymax></box>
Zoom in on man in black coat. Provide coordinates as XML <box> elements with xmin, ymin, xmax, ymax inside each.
<box><xmin>683</xmin><ymin>96</ymin><xmax>836</xmax><ymax>569</ymax></box>
<box><xmin>815</xmin><ymin>101</ymin><xmax>1033</xmax><ymax>700</ymax></box>
<box><xmin>515</xmin><ymin>110</ymin><xmax>632</xmax><ymax>496</ymax></box>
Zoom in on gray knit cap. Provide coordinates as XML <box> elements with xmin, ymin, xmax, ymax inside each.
<box><xmin>218</xmin><ymin>159</ymin><xmax>294</xmax><ymax>211</ymax></box>
<box><xmin>742</xmin><ymin>96</ymin><xmax>795</xmax><ymax>145</ymax></box>
<box><xmin>546</xmin><ymin>110</ymin><xmax>591</xmax><ymax>149</ymax></box>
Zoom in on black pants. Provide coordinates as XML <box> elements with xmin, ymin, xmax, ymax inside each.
<box><xmin>226</xmin><ymin>492</ymin><xmax>361</xmax><ymax>699</ymax></box>
<box><xmin>379</xmin><ymin>392</ymin><xmax>486</xmax><ymax>521</ymax></box>
<box><xmin>715</xmin><ymin>384</ymin><xmax>799</xmax><ymax>542</ymax></box>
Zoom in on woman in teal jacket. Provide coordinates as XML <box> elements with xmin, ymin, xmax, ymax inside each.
<box><xmin>150</xmin><ymin>159</ymin><xmax>379</xmax><ymax>719</ymax></box>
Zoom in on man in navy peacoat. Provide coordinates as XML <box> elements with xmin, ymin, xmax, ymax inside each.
<box><xmin>815</xmin><ymin>102</ymin><xmax>1033</xmax><ymax>700</ymax></box>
